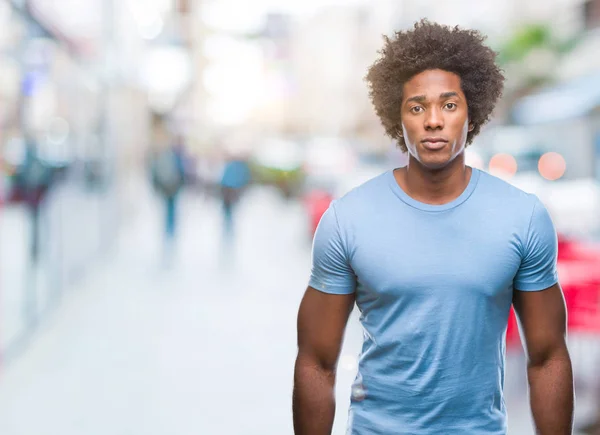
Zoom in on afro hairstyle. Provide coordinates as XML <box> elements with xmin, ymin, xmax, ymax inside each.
<box><xmin>365</xmin><ymin>19</ymin><xmax>505</xmax><ymax>152</ymax></box>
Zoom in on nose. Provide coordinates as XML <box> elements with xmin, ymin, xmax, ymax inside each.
<box><xmin>424</xmin><ymin>107</ymin><xmax>444</xmax><ymax>131</ymax></box>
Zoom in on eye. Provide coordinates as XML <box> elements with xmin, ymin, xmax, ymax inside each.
<box><xmin>410</xmin><ymin>106</ymin><xmax>423</xmax><ymax>114</ymax></box>
<box><xmin>445</xmin><ymin>103</ymin><xmax>457</xmax><ymax>110</ymax></box>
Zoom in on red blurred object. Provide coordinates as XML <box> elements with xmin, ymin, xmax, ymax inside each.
<box><xmin>303</xmin><ymin>189</ymin><xmax>334</xmax><ymax>236</ymax></box>
<box><xmin>507</xmin><ymin>234</ymin><xmax>600</xmax><ymax>350</ymax></box>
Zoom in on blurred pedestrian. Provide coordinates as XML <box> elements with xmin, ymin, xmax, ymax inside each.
<box><xmin>150</xmin><ymin>135</ymin><xmax>186</xmax><ymax>255</ymax></box>
<box><xmin>293</xmin><ymin>20</ymin><xmax>574</xmax><ymax>435</ymax></box>
<box><xmin>219</xmin><ymin>155</ymin><xmax>251</xmax><ymax>238</ymax></box>
<box><xmin>13</xmin><ymin>135</ymin><xmax>53</xmax><ymax>264</ymax></box>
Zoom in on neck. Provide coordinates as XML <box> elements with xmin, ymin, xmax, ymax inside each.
<box><xmin>399</xmin><ymin>153</ymin><xmax>471</xmax><ymax>205</ymax></box>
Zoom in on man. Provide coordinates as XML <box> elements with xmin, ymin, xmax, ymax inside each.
<box><xmin>293</xmin><ymin>20</ymin><xmax>574</xmax><ymax>434</ymax></box>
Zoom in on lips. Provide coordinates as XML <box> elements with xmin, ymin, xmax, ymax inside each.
<box><xmin>421</xmin><ymin>138</ymin><xmax>448</xmax><ymax>151</ymax></box>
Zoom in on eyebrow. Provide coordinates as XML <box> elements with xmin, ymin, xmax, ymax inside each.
<box><xmin>405</xmin><ymin>91</ymin><xmax>460</xmax><ymax>104</ymax></box>
<box><xmin>440</xmin><ymin>91</ymin><xmax>459</xmax><ymax>99</ymax></box>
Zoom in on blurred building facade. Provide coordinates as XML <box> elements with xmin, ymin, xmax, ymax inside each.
<box><xmin>0</xmin><ymin>0</ymin><xmax>192</xmax><ymax>360</ymax></box>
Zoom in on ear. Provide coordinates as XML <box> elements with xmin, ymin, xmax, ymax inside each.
<box><xmin>396</xmin><ymin>126</ymin><xmax>404</xmax><ymax>138</ymax></box>
<box><xmin>468</xmin><ymin>123</ymin><xmax>474</xmax><ymax>132</ymax></box>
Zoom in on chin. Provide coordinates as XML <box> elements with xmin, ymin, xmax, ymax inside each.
<box><xmin>412</xmin><ymin>144</ymin><xmax>466</xmax><ymax>169</ymax></box>
<box><xmin>415</xmin><ymin>153</ymin><xmax>455</xmax><ymax>170</ymax></box>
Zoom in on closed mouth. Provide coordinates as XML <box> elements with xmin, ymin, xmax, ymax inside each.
<box><xmin>421</xmin><ymin>138</ymin><xmax>448</xmax><ymax>144</ymax></box>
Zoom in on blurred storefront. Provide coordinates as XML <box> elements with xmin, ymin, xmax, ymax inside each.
<box><xmin>0</xmin><ymin>0</ymin><xmax>158</xmax><ymax>362</ymax></box>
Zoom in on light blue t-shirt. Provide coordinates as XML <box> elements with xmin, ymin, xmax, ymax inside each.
<box><xmin>309</xmin><ymin>168</ymin><xmax>558</xmax><ymax>435</ymax></box>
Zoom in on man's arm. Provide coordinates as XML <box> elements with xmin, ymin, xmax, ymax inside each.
<box><xmin>293</xmin><ymin>286</ymin><xmax>355</xmax><ymax>435</ymax></box>
<box><xmin>513</xmin><ymin>283</ymin><xmax>574</xmax><ymax>434</ymax></box>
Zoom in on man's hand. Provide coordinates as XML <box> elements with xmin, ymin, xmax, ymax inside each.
<box><xmin>293</xmin><ymin>287</ymin><xmax>355</xmax><ymax>435</ymax></box>
<box><xmin>513</xmin><ymin>283</ymin><xmax>574</xmax><ymax>434</ymax></box>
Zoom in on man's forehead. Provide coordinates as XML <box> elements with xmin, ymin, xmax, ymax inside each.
<box><xmin>403</xmin><ymin>71</ymin><xmax>464</xmax><ymax>101</ymax></box>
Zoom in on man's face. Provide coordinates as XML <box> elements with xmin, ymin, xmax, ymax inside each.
<box><xmin>400</xmin><ymin>69</ymin><xmax>472</xmax><ymax>170</ymax></box>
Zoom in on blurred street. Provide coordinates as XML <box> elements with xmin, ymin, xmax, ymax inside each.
<box><xmin>0</xmin><ymin>184</ymin><xmax>329</xmax><ymax>434</ymax></box>
<box><xmin>1</xmin><ymin>0</ymin><xmax>600</xmax><ymax>433</ymax></box>
<box><xmin>0</xmin><ymin>183</ymin><xmax>582</xmax><ymax>435</ymax></box>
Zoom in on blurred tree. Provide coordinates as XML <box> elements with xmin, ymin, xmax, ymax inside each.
<box><xmin>498</xmin><ymin>23</ymin><xmax>580</xmax><ymax>68</ymax></box>
<box><xmin>495</xmin><ymin>22</ymin><xmax>582</xmax><ymax>116</ymax></box>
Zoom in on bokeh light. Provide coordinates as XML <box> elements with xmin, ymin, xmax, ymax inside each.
<box><xmin>488</xmin><ymin>153</ymin><xmax>518</xmax><ymax>178</ymax></box>
<box><xmin>538</xmin><ymin>152</ymin><xmax>567</xmax><ymax>181</ymax></box>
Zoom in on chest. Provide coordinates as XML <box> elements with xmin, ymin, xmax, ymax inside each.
<box><xmin>348</xmin><ymin>212</ymin><xmax>523</xmax><ymax>302</ymax></box>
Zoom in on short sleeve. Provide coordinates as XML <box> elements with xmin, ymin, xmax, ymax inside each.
<box><xmin>514</xmin><ymin>197</ymin><xmax>559</xmax><ymax>291</ymax></box>
<box><xmin>308</xmin><ymin>203</ymin><xmax>356</xmax><ymax>294</ymax></box>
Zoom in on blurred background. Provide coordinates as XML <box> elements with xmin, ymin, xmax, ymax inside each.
<box><xmin>0</xmin><ymin>0</ymin><xmax>599</xmax><ymax>434</ymax></box>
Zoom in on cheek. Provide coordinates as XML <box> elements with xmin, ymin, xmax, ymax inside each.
<box><xmin>401</xmin><ymin>122</ymin><xmax>420</xmax><ymax>143</ymax></box>
<box><xmin>452</xmin><ymin>117</ymin><xmax>470</xmax><ymax>139</ymax></box>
